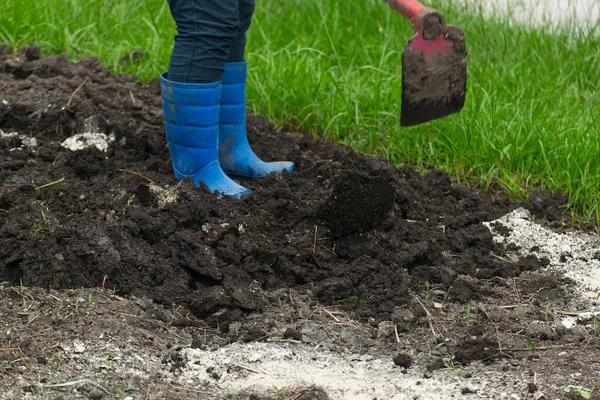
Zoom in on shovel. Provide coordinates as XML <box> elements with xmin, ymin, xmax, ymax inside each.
<box><xmin>386</xmin><ymin>0</ymin><xmax>467</xmax><ymax>126</ymax></box>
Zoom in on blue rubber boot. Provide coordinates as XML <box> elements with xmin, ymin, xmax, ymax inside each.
<box><xmin>161</xmin><ymin>73</ymin><xmax>251</xmax><ymax>198</ymax></box>
<box><xmin>219</xmin><ymin>61</ymin><xmax>295</xmax><ymax>178</ymax></box>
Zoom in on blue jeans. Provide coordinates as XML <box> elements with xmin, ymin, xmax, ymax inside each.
<box><xmin>166</xmin><ymin>0</ymin><xmax>255</xmax><ymax>83</ymax></box>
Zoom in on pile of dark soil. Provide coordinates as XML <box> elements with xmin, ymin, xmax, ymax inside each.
<box><xmin>0</xmin><ymin>46</ymin><xmax>562</xmax><ymax>330</ymax></box>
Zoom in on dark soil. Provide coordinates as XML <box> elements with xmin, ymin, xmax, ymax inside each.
<box><xmin>2</xmin><ymin>46</ymin><xmax>600</xmax><ymax>400</ymax></box>
<box><xmin>0</xmin><ymin>46</ymin><xmax>560</xmax><ymax>331</ymax></box>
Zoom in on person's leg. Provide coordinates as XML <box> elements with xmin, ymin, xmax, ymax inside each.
<box><xmin>161</xmin><ymin>0</ymin><xmax>251</xmax><ymax>197</ymax></box>
<box><xmin>227</xmin><ymin>0</ymin><xmax>254</xmax><ymax>63</ymax></box>
<box><xmin>219</xmin><ymin>0</ymin><xmax>296</xmax><ymax>178</ymax></box>
<box><xmin>167</xmin><ymin>0</ymin><xmax>239</xmax><ymax>83</ymax></box>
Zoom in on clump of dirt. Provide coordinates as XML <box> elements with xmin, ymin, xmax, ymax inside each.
<box><xmin>318</xmin><ymin>171</ymin><xmax>395</xmax><ymax>237</ymax></box>
<box><xmin>454</xmin><ymin>338</ymin><xmax>498</xmax><ymax>365</ymax></box>
<box><xmin>0</xmin><ymin>46</ymin><xmax>558</xmax><ymax>331</ymax></box>
<box><xmin>393</xmin><ymin>352</ymin><xmax>413</xmax><ymax>369</ymax></box>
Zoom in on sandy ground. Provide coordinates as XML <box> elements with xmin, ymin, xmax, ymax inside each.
<box><xmin>171</xmin><ymin>212</ymin><xmax>600</xmax><ymax>399</ymax></box>
<box><xmin>486</xmin><ymin>209</ymin><xmax>600</xmax><ymax>299</ymax></box>
<box><xmin>2</xmin><ymin>212</ymin><xmax>599</xmax><ymax>399</ymax></box>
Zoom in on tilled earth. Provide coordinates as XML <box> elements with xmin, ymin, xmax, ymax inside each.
<box><xmin>1</xmin><ymin>46</ymin><xmax>599</xmax><ymax>399</ymax></box>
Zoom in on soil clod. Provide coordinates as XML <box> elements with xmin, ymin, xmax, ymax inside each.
<box><xmin>393</xmin><ymin>352</ymin><xmax>413</xmax><ymax>369</ymax></box>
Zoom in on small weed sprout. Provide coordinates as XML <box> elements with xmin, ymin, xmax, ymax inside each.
<box><xmin>563</xmin><ymin>385</ymin><xmax>592</xmax><ymax>400</ymax></box>
<box><xmin>38</xmin><ymin>202</ymin><xmax>49</xmax><ymax>220</ymax></box>
<box><xmin>514</xmin><ymin>304</ymin><xmax>524</xmax><ymax>318</ymax></box>
<box><xmin>272</xmin><ymin>386</ymin><xmax>287</xmax><ymax>400</ymax></box>
<box><xmin>32</xmin><ymin>201</ymin><xmax>50</xmax><ymax>235</ymax></box>
<box><xmin>529</xmin><ymin>342</ymin><xmax>536</xmax><ymax>351</ymax></box>
<box><xmin>423</xmin><ymin>281</ymin><xmax>434</xmax><ymax>303</ymax></box>
<box><xmin>426</xmin><ymin>342</ymin><xmax>446</xmax><ymax>355</ymax></box>
<box><xmin>422</xmin><ymin>281</ymin><xmax>446</xmax><ymax>304</ymax></box>
<box><xmin>13</xmin><ymin>283</ymin><xmax>34</xmax><ymax>311</ymax></box>
<box><xmin>593</xmin><ymin>316</ymin><xmax>600</xmax><ymax>336</ymax></box>
<box><xmin>87</xmin><ymin>292</ymin><xmax>93</xmax><ymax>307</ymax></box>
<box><xmin>106</xmin><ymin>348</ymin><xmax>119</xmax><ymax>370</ymax></box>
<box><xmin>464</xmin><ymin>303</ymin><xmax>472</xmax><ymax>327</ymax></box>
<box><xmin>456</xmin><ymin>303</ymin><xmax>472</xmax><ymax>327</ymax></box>
<box><xmin>442</xmin><ymin>360</ymin><xmax>461</xmax><ymax>370</ymax></box>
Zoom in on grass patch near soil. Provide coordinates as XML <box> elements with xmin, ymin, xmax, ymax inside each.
<box><xmin>1</xmin><ymin>0</ymin><xmax>599</xmax><ymax>224</ymax></box>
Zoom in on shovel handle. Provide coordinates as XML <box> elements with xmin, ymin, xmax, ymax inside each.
<box><xmin>385</xmin><ymin>0</ymin><xmax>426</xmax><ymax>21</ymax></box>
<box><xmin>385</xmin><ymin>0</ymin><xmax>446</xmax><ymax>39</ymax></box>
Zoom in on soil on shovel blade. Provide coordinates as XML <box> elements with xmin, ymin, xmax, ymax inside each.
<box><xmin>1</xmin><ymin>47</ymin><xmax>598</xmax><ymax>399</ymax></box>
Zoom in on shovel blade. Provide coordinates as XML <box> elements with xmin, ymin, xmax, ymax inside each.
<box><xmin>401</xmin><ymin>25</ymin><xmax>467</xmax><ymax>126</ymax></box>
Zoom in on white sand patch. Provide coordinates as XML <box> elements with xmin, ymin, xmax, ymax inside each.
<box><xmin>21</xmin><ymin>137</ymin><xmax>38</xmax><ymax>147</ymax></box>
<box><xmin>61</xmin><ymin>132</ymin><xmax>115</xmax><ymax>152</ymax></box>
<box><xmin>0</xmin><ymin>129</ymin><xmax>38</xmax><ymax>148</ymax></box>
<box><xmin>149</xmin><ymin>183</ymin><xmax>178</xmax><ymax>208</ymax></box>
<box><xmin>0</xmin><ymin>130</ymin><xmax>19</xmax><ymax>139</ymax></box>
<box><xmin>485</xmin><ymin>208</ymin><xmax>600</xmax><ymax>298</ymax></box>
<box><xmin>179</xmin><ymin>343</ymin><xmax>467</xmax><ymax>400</ymax></box>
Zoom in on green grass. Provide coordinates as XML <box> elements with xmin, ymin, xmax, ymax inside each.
<box><xmin>1</xmin><ymin>0</ymin><xmax>599</xmax><ymax>224</ymax></box>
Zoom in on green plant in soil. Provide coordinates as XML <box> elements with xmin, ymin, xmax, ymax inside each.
<box><xmin>116</xmin><ymin>388</ymin><xmax>128</xmax><ymax>400</ymax></box>
<box><xmin>272</xmin><ymin>386</ymin><xmax>288</xmax><ymax>400</ymax></box>
<box><xmin>593</xmin><ymin>315</ymin><xmax>600</xmax><ymax>336</ymax></box>
<box><xmin>563</xmin><ymin>385</ymin><xmax>593</xmax><ymax>400</ymax></box>
<box><xmin>336</xmin><ymin>295</ymin><xmax>359</xmax><ymax>306</ymax></box>
<box><xmin>529</xmin><ymin>342</ymin><xmax>537</xmax><ymax>351</ymax></box>
<box><xmin>455</xmin><ymin>302</ymin><xmax>473</xmax><ymax>327</ymax></box>
<box><xmin>463</xmin><ymin>303</ymin><xmax>472</xmax><ymax>328</ymax></box>
<box><xmin>1</xmin><ymin>0</ymin><xmax>599</xmax><ymax>224</ymax></box>
<box><xmin>422</xmin><ymin>281</ymin><xmax>437</xmax><ymax>303</ymax></box>
<box><xmin>442</xmin><ymin>359</ymin><xmax>461</xmax><ymax>370</ymax></box>
<box><xmin>426</xmin><ymin>341</ymin><xmax>446</xmax><ymax>355</ymax></box>
<box><xmin>32</xmin><ymin>201</ymin><xmax>50</xmax><ymax>235</ymax></box>
<box><xmin>514</xmin><ymin>304</ymin><xmax>524</xmax><ymax>319</ymax></box>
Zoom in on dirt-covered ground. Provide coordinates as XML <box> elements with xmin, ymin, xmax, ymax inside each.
<box><xmin>1</xmin><ymin>46</ymin><xmax>599</xmax><ymax>399</ymax></box>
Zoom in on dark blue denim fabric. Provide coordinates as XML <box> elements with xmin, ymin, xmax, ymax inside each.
<box><xmin>166</xmin><ymin>0</ymin><xmax>255</xmax><ymax>83</ymax></box>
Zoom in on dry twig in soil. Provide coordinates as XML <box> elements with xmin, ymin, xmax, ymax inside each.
<box><xmin>320</xmin><ymin>308</ymin><xmax>341</xmax><ymax>322</ymax></box>
<box><xmin>0</xmin><ymin>348</ymin><xmax>21</xmax><ymax>352</ymax></box>
<box><xmin>40</xmin><ymin>378</ymin><xmax>109</xmax><ymax>394</ymax></box>
<box><xmin>415</xmin><ymin>297</ymin><xmax>439</xmax><ymax>338</ymax></box>
<box><xmin>234</xmin><ymin>363</ymin><xmax>268</xmax><ymax>374</ymax></box>
<box><xmin>117</xmin><ymin>168</ymin><xmax>155</xmax><ymax>184</ymax></box>
<box><xmin>502</xmin><ymin>344</ymin><xmax>573</xmax><ymax>351</ymax></box>
<box><xmin>65</xmin><ymin>79</ymin><xmax>88</xmax><ymax>108</ymax></box>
